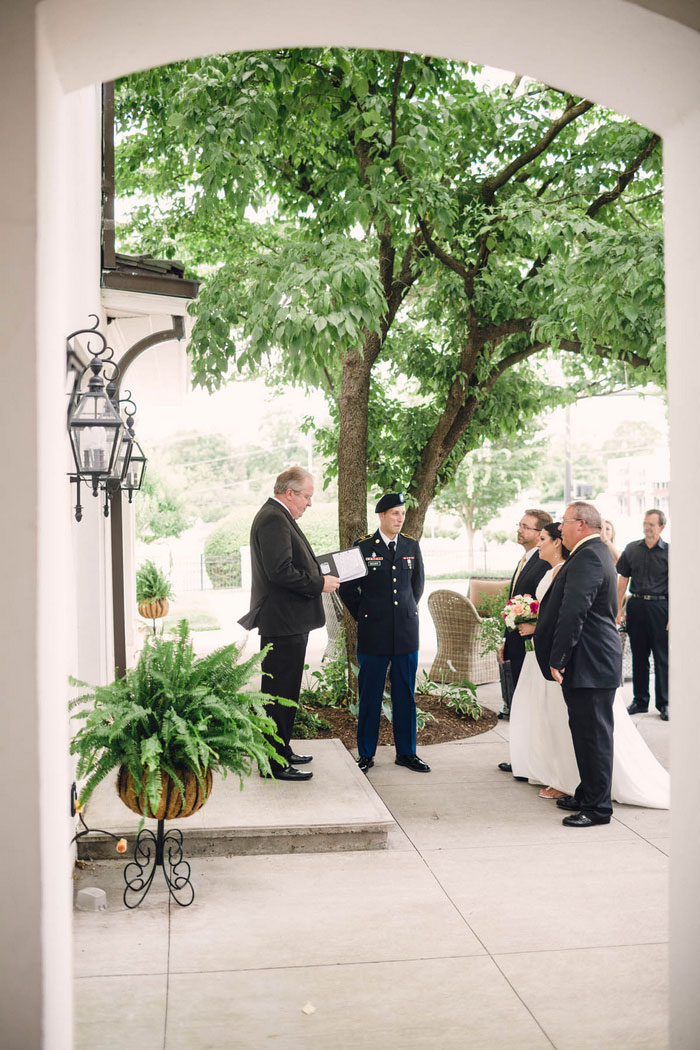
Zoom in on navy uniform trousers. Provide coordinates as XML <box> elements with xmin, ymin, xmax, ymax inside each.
<box><xmin>356</xmin><ymin>650</ymin><xmax>419</xmax><ymax>758</ymax></box>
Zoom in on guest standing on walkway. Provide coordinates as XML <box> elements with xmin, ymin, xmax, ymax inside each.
<box><xmin>240</xmin><ymin>466</ymin><xmax>340</xmax><ymax>781</ymax></box>
<box><xmin>534</xmin><ymin>502</ymin><xmax>623</xmax><ymax>827</ymax></box>
<box><xmin>339</xmin><ymin>493</ymin><xmax>429</xmax><ymax>774</ymax></box>
<box><xmin>496</xmin><ymin>508</ymin><xmax>551</xmax><ymax>776</ymax></box>
<box><xmin>602</xmin><ymin>519</ymin><xmax>620</xmax><ymax>563</ymax></box>
<box><xmin>616</xmin><ymin>509</ymin><xmax>669</xmax><ymax>721</ymax></box>
<box><xmin>497</xmin><ymin>509</ymin><xmax>553</xmax><ymax>716</ymax></box>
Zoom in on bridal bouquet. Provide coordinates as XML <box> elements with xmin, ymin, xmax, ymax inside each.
<box><xmin>503</xmin><ymin>594</ymin><xmax>540</xmax><ymax>651</ymax></box>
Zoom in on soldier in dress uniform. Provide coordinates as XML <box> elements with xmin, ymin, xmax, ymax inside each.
<box><xmin>339</xmin><ymin>492</ymin><xmax>431</xmax><ymax>774</ymax></box>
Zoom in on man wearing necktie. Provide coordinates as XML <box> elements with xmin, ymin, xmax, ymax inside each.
<box><xmin>339</xmin><ymin>493</ymin><xmax>429</xmax><ymax>774</ymax></box>
<box><xmin>497</xmin><ymin>507</ymin><xmax>552</xmax><ymax>730</ymax></box>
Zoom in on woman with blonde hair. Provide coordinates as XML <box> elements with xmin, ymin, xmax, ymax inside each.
<box><xmin>602</xmin><ymin>518</ymin><xmax>620</xmax><ymax>563</ymax></box>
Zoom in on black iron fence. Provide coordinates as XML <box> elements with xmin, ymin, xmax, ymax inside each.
<box><xmin>169</xmin><ymin>553</ymin><xmax>243</xmax><ymax>592</ymax></box>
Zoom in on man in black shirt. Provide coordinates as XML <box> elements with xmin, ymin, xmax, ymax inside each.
<box><xmin>616</xmin><ymin>509</ymin><xmax>669</xmax><ymax>720</ymax></box>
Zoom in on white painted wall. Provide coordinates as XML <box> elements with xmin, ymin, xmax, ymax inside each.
<box><xmin>0</xmin><ymin>0</ymin><xmax>697</xmax><ymax>1045</ymax></box>
<box><xmin>662</xmin><ymin>103</ymin><xmax>700</xmax><ymax>1050</ymax></box>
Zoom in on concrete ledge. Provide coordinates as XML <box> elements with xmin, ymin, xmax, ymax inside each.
<box><xmin>76</xmin><ymin>739</ymin><xmax>395</xmax><ymax>860</ymax></box>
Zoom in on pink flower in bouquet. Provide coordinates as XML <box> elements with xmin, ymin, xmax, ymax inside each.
<box><xmin>502</xmin><ymin>593</ymin><xmax>539</xmax><ymax>650</ymax></box>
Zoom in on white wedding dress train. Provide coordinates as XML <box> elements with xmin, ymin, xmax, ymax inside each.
<box><xmin>508</xmin><ymin>569</ymin><xmax>669</xmax><ymax>809</ymax></box>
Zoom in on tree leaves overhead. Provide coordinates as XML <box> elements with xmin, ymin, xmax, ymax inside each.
<box><xmin>115</xmin><ymin>48</ymin><xmax>664</xmax><ymax>540</ymax></box>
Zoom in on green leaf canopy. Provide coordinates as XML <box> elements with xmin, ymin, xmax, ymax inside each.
<box><xmin>115</xmin><ymin>48</ymin><xmax>664</xmax><ymax>542</ymax></box>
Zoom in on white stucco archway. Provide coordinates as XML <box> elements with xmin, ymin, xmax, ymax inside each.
<box><xmin>2</xmin><ymin>1</ymin><xmax>699</xmax><ymax>1046</ymax></box>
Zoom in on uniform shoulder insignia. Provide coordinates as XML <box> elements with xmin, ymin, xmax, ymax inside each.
<box><xmin>353</xmin><ymin>534</ymin><xmax>371</xmax><ymax>545</ymax></box>
<box><xmin>402</xmin><ymin>533</ymin><xmax>416</xmax><ymax>540</ymax></box>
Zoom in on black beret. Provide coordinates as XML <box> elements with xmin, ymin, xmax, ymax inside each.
<box><xmin>375</xmin><ymin>492</ymin><xmax>405</xmax><ymax>513</ymax></box>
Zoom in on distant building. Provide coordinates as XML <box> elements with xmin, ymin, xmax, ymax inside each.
<box><xmin>606</xmin><ymin>447</ymin><xmax>670</xmax><ymax>521</ymax></box>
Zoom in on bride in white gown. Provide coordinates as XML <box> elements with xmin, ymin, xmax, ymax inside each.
<box><xmin>509</xmin><ymin>522</ymin><xmax>669</xmax><ymax>809</ymax></box>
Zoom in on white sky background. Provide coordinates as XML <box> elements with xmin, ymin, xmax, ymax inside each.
<box><xmin>136</xmin><ymin>365</ymin><xmax>668</xmax><ymax>458</ymax></box>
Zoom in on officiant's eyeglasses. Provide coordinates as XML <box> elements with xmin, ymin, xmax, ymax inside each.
<box><xmin>517</xmin><ymin>523</ymin><xmax>539</xmax><ymax>530</ymax></box>
<box><xmin>561</xmin><ymin>518</ymin><xmax>582</xmax><ymax>525</ymax></box>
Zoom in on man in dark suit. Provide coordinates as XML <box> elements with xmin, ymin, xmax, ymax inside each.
<box><xmin>534</xmin><ymin>502</ymin><xmax>623</xmax><ymax>827</ymax></box>
<box><xmin>497</xmin><ymin>508</ymin><xmax>552</xmax><ymax>775</ymax></box>
<box><xmin>339</xmin><ymin>493</ymin><xmax>429</xmax><ymax>774</ymax></box>
<box><xmin>241</xmin><ymin>466</ymin><xmax>340</xmax><ymax>781</ymax></box>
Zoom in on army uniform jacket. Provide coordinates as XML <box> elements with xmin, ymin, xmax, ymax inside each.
<box><xmin>339</xmin><ymin>530</ymin><xmax>424</xmax><ymax>656</ymax></box>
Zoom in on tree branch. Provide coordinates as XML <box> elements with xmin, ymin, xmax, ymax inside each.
<box><xmin>586</xmin><ymin>133</ymin><xmax>661</xmax><ymax>219</ymax></box>
<box><xmin>558</xmin><ymin>338</ymin><xmax>651</xmax><ymax>370</ymax></box>
<box><xmin>384</xmin><ymin>228</ymin><xmax>423</xmax><ymax>329</ymax></box>
<box><xmin>322</xmin><ymin>365</ymin><xmax>337</xmax><ymax>399</ymax></box>
<box><xmin>389</xmin><ymin>53</ymin><xmax>405</xmax><ymax>150</ymax></box>
<box><xmin>518</xmin><ymin>133</ymin><xmax>661</xmax><ymax>293</ymax></box>
<box><xmin>477</xmin><ymin>317</ymin><xmax>534</xmax><ymax>345</ymax></box>
<box><xmin>483</xmin><ymin>342</ymin><xmax>548</xmax><ymax>389</ymax></box>
<box><xmin>482</xmin><ymin>98</ymin><xmax>594</xmax><ymax>204</ymax></box>
<box><xmin>378</xmin><ymin>222</ymin><xmax>396</xmax><ymax>302</ymax></box>
<box><xmin>625</xmin><ymin>188</ymin><xmax>663</xmax><ymax>206</ymax></box>
<box><xmin>415</xmin><ymin>216</ymin><xmax>470</xmax><ymax>281</ymax></box>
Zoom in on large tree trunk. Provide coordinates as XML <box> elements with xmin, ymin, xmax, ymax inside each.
<box><xmin>337</xmin><ymin>346</ymin><xmax>373</xmax><ymax>549</ymax></box>
<box><xmin>336</xmin><ymin>343</ymin><xmax>374</xmax><ymax>690</ymax></box>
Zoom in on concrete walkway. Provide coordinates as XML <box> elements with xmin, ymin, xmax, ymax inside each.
<box><xmin>73</xmin><ymin>682</ymin><xmax>669</xmax><ymax>1049</ymax></box>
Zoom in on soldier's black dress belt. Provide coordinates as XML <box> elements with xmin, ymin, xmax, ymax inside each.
<box><xmin>630</xmin><ymin>593</ymin><xmax>668</xmax><ymax>601</ymax></box>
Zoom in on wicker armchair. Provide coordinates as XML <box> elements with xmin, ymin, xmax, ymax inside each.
<box><xmin>468</xmin><ymin>578</ymin><xmax>509</xmax><ymax>610</ymax></box>
<box><xmin>428</xmin><ymin>589</ymin><xmax>500</xmax><ymax>685</ymax></box>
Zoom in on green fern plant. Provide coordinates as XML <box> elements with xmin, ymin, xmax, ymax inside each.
<box><xmin>69</xmin><ymin>620</ymin><xmax>290</xmax><ymax>814</ymax></box>
<box><xmin>135</xmin><ymin>559</ymin><xmax>174</xmax><ymax>603</ymax></box>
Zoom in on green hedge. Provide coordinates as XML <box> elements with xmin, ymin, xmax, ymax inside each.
<box><xmin>203</xmin><ymin>511</ymin><xmax>251</xmax><ymax>588</ymax></box>
<box><xmin>203</xmin><ymin>503</ymin><xmax>340</xmax><ymax>588</ymax></box>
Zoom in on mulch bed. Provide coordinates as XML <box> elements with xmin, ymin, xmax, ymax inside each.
<box><xmin>297</xmin><ymin>694</ymin><xmax>498</xmax><ymax>750</ymax></box>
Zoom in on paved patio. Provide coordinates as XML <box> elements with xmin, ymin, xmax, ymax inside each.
<box><xmin>73</xmin><ymin>682</ymin><xmax>669</xmax><ymax>1049</ymax></box>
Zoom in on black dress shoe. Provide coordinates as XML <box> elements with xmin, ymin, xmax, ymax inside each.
<box><xmin>562</xmin><ymin>812</ymin><xmax>611</xmax><ymax>827</ymax></box>
<box><xmin>395</xmin><ymin>754</ymin><xmax>431</xmax><ymax>772</ymax></box>
<box><xmin>289</xmin><ymin>752</ymin><xmax>313</xmax><ymax>764</ymax></box>
<box><xmin>273</xmin><ymin>766</ymin><xmax>313</xmax><ymax>781</ymax></box>
<box><xmin>497</xmin><ymin>708</ymin><xmax>510</xmax><ymax>721</ymax></box>
<box><xmin>658</xmin><ymin>707</ymin><xmax>669</xmax><ymax>721</ymax></box>
<box><xmin>627</xmin><ymin>701</ymin><xmax>649</xmax><ymax>715</ymax></box>
<box><xmin>555</xmin><ymin>795</ymin><xmax>580</xmax><ymax>811</ymax></box>
<box><xmin>498</xmin><ymin>762</ymin><xmax>513</xmax><ymax>772</ymax></box>
<box><xmin>357</xmin><ymin>755</ymin><xmax>374</xmax><ymax>773</ymax></box>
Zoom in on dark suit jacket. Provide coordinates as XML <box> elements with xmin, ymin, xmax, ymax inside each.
<box><xmin>339</xmin><ymin>530</ymin><xmax>424</xmax><ymax>655</ymax></box>
<box><xmin>503</xmin><ymin>550</ymin><xmax>549</xmax><ymax>668</ymax></box>
<box><xmin>534</xmin><ymin>536</ymin><xmax>622</xmax><ymax>687</ymax></box>
<box><xmin>241</xmin><ymin>498</ymin><xmax>325</xmax><ymax>637</ymax></box>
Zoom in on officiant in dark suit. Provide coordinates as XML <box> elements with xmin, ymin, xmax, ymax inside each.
<box><xmin>534</xmin><ymin>502</ymin><xmax>623</xmax><ymax>827</ymax></box>
<box><xmin>241</xmin><ymin>466</ymin><xmax>340</xmax><ymax>781</ymax></box>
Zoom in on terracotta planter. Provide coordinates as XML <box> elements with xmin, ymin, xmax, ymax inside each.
<box><xmin>138</xmin><ymin>598</ymin><xmax>169</xmax><ymax>619</ymax></box>
<box><xmin>117</xmin><ymin>765</ymin><xmax>212</xmax><ymax>819</ymax></box>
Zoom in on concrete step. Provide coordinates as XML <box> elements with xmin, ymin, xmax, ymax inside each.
<box><xmin>76</xmin><ymin>739</ymin><xmax>395</xmax><ymax>861</ymax></box>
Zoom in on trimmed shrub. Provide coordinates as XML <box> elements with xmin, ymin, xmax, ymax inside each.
<box><xmin>203</xmin><ymin>514</ymin><xmax>250</xmax><ymax>588</ymax></box>
<box><xmin>203</xmin><ymin>504</ymin><xmax>340</xmax><ymax>590</ymax></box>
